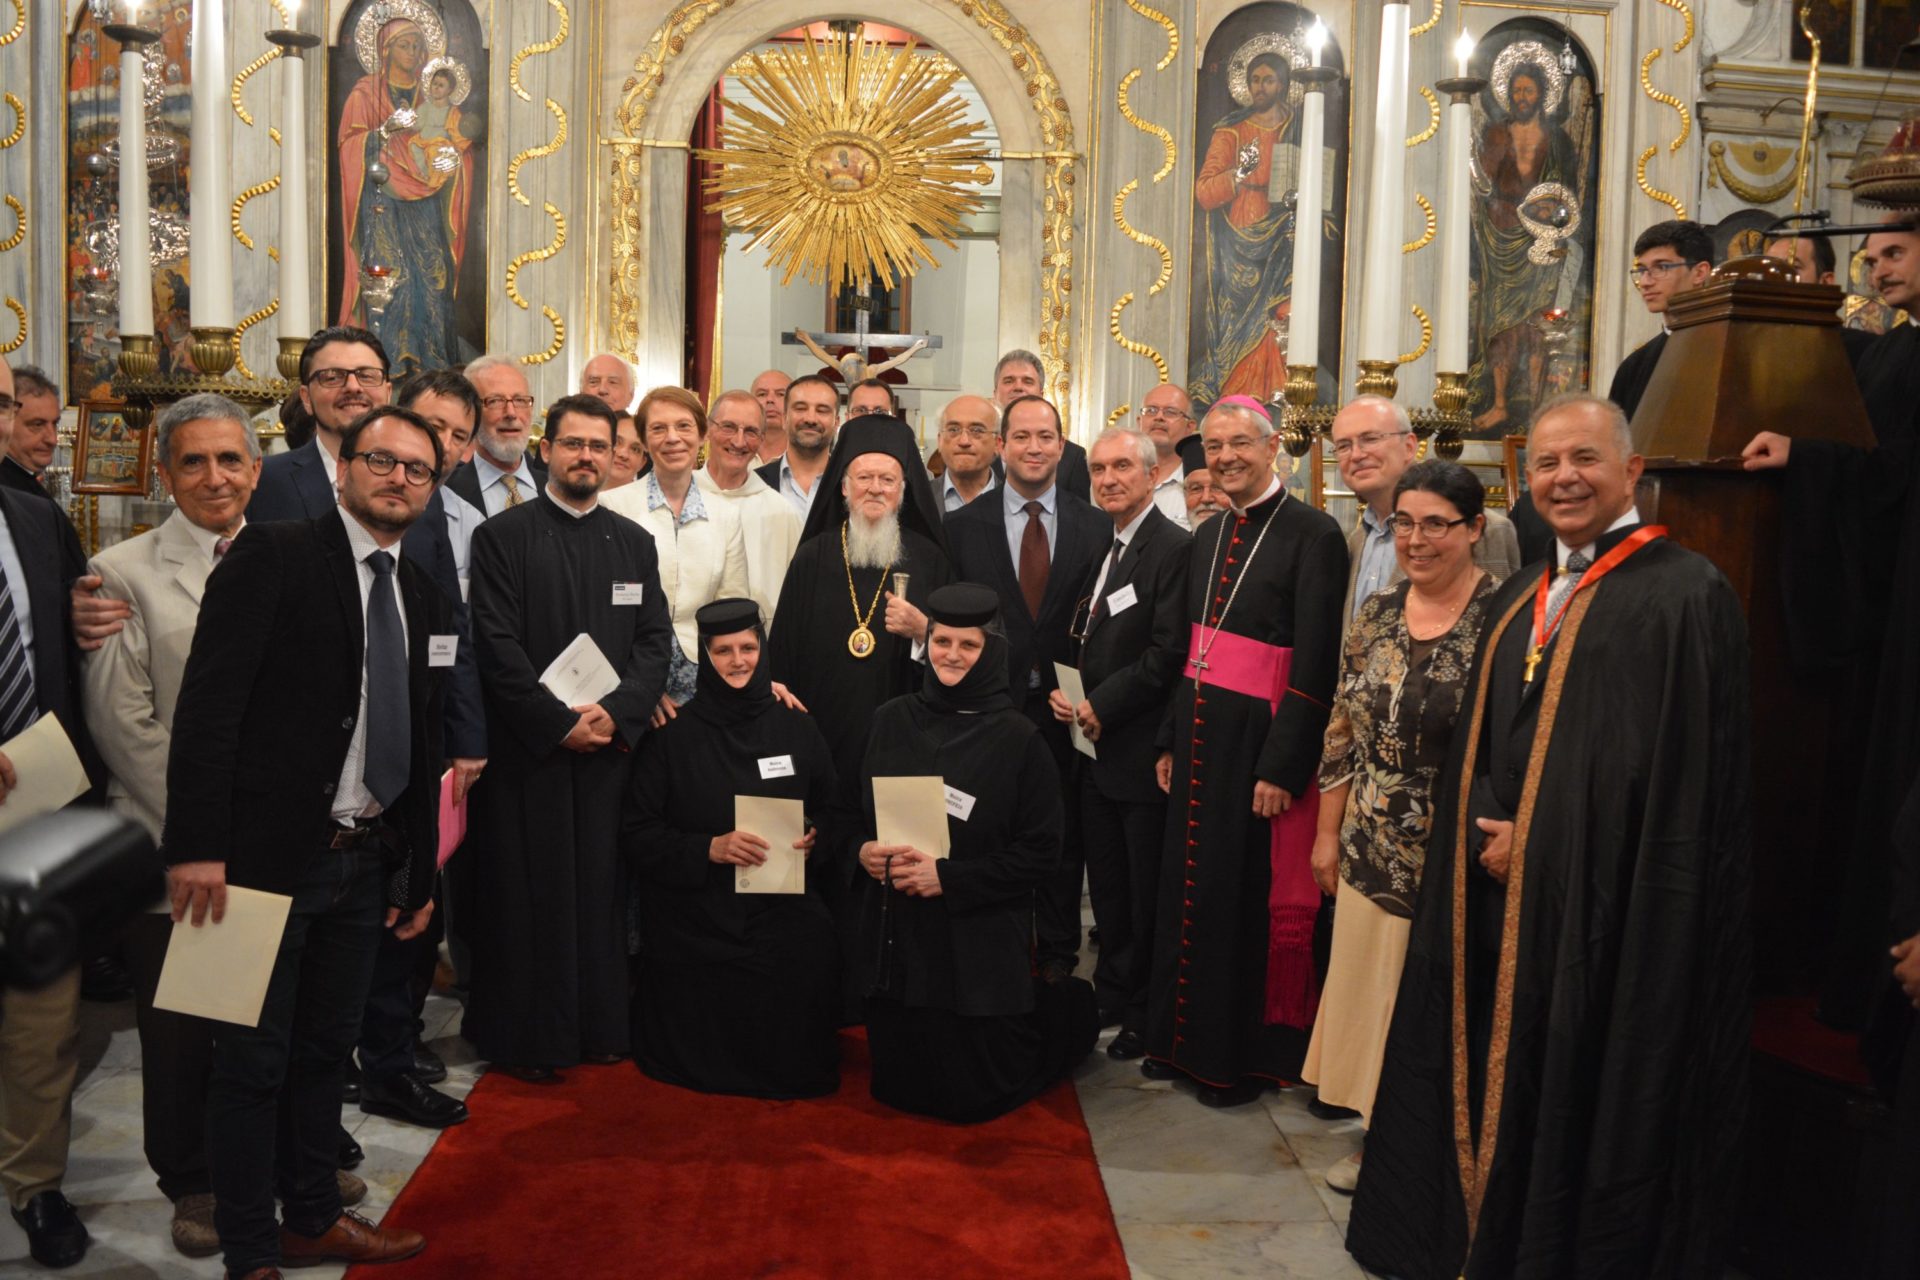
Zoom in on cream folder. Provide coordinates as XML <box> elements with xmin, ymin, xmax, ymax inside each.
<box><xmin>154</xmin><ymin>886</ymin><xmax>294</xmax><ymax>1027</ymax></box>
<box><xmin>734</xmin><ymin>795</ymin><xmax>806</xmax><ymax>895</ymax></box>
<box><xmin>873</xmin><ymin>775</ymin><xmax>950</xmax><ymax>860</ymax></box>
<box><xmin>0</xmin><ymin>713</ymin><xmax>91</xmax><ymax>834</ymax></box>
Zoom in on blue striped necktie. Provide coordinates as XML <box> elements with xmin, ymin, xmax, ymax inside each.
<box><xmin>0</xmin><ymin>560</ymin><xmax>37</xmax><ymax>740</ymax></box>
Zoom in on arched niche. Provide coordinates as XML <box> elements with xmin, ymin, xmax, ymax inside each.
<box><xmin>598</xmin><ymin>0</ymin><xmax>1077</xmax><ymax>415</ymax></box>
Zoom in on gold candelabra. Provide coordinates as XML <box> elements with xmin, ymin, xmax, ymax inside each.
<box><xmin>112</xmin><ymin>327</ymin><xmax>290</xmax><ymax>433</ymax></box>
<box><xmin>1271</xmin><ymin>360</ymin><xmax>1474</xmax><ymax>459</ymax></box>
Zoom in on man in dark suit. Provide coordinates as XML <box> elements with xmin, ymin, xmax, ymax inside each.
<box><xmin>2</xmin><ymin>364</ymin><xmax>60</xmax><ymax>495</ymax></box>
<box><xmin>163</xmin><ymin>406</ymin><xmax>449</xmax><ymax>1276</ymax></box>
<box><xmin>444</xmin><ymin>356</ymin><xmax>547</xmax><ymax>517</ymax></box>
<box><xmin>944</xmin><ymin>394</ymin><xmax>1108</xmax><ymax>988</ymax></box>
<box><xmin>1053</xmin><ymin>426</ymin><xmax>1189</xmax><ymax>1058</ymax></box>
<box><xmin>1607</xmin><ymin>220</ymin><xmax>1713</xmax><ymax>420</ymax></box>
<box><xmin>990</xmin><ymin>349</ymin><xmax>1091</xmax><ymax>501</ymax></box>
<box><xmin>0</xmin><ymin>354</ymin><xmax>102</xmax><ymax>1269</ymax></box>
<box><xmin>248</xmin><ymin>326</ymin><xmax>392</xmax><ymax>523</ymax></box>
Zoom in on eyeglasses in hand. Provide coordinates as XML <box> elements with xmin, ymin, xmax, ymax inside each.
<box><xmin>306</xmin><ymin>367</ymin><xmax>390</xmax><ymax>390</ymax></box>
<box><xmin>347</xmin><ymin>449</ymin><xmax>438</xmax><ymax>486</ymax></box>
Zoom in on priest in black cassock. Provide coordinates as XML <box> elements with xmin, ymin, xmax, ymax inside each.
<box><xmin>855</xmin><ymin>584</ymin><xmax>1098</xmax><ymax>1122</ymax></box>
<box><xmin>769</xmin><ymin>416</ymin><xmax>953</xmax><ymax>1016</ymax></box>
<box><xmin>463</xmin><ymin>394</ymin><xmax>673</xmax><ymax>1080</ymax></box>
<box><xmin>1142</xmin><ymin>396</ymin><xmax>1347</xmax><ymax>1107</ymax></box>
<box><xmin>623</xmin><ymin>598</ymin><xmax>841</xmax><ymax>1099</ymax></box>
<box><xmin>1349</xmin><ymin>394</ymin><xmax>1751</xmax><ymax>1280</ymax></box>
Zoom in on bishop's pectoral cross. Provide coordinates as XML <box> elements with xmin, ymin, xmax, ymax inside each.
<box><xmin>1522</xmin><ymin>647</ymin><xmax>1543</xmax><ymax>685</ymax></box>
<box><xmin>784</xmin><ymin>279</ymin><xmax>944</xmax><ymax>385</ymax></box>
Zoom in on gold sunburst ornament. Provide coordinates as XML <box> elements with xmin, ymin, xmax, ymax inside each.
<box><xmin>698</xmin><ymin>32</ymin><xmax>991</xmax><ymax>291</ymax></box>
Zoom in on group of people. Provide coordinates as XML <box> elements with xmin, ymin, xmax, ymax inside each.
<box><xmin>0</xmin><ymin>209</ymin><xmax>1912</xmax><ymax>1280</ymax></box>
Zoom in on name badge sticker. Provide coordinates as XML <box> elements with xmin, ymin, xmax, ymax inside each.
<box><xmin>758</xmin><ymin>755</ymin><xmax>795</xmax><ymax>780</ymax></box>
<box><xmin>427</xmin><ymin>635</ymin><xmax>458</xmax><ymax>667</ymax></box>
<box><xmin>944</xmin><ymin>785</ymin><xmax>977</xmax><ymax>822</ymax></box>
<box><xmin>612</xmin><ymin>582</ymin><xmax>645</xmax><ymax>606</ymax></box>
<box><xmin>1105</xmin><ymin>582</ymin><xmax>1139</xmax><ymax>615</ymax></box>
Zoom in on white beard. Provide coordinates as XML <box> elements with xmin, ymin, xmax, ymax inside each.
<box><xmin>845</xmin><ymin>509</ymin><xmax>904</xmax><ymax>569</ymax></box>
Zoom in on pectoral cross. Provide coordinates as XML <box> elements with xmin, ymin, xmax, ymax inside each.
<box><xmin>1522</xmin><ymin>646</ymin><xmax>1543</xmax><ymax>685</ymax></box>
<box><xmin>1188</xmin><ymin>657</ymin><xmax>1209</xmax><ymax>674</ymax></box>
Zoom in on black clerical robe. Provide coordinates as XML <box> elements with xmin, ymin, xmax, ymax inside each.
<box><xmin>1144</xmin><ymin>485</ymin><xmax>1347</xmax><ymax>1087</ymax></box>
<box><xmin>1606</xmin><ymin>331</ymin><xmax>1666</xmax><ymax>420</ymax></box>
<box><xmin>1348</xmin><ymin>532</ymin><xmax>1751</xmax><ymax>1280</ymax></box>
<box><xmin>463</xmin><ymin>497</ymin><xmax>673</xmax><ymax>1067</ymax></box>
<box><xmin>624</xmin><ymin>701</ymin><xmax>840</xmax><ymax>1098</ymax></box>
<box><xmin>858</xmin><ymin>692</ymin><xmax>1093</xmax><ymax>1121</ymax></box>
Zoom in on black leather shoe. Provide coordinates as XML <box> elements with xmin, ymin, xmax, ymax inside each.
<box><xmin>1197</xmin><ymin>1080</ymin><xmax>1264</xmax><ymax>1108</ymax></box>
<box><xmin>338</xmin><ymin>1131</ymin><xmax>365</xmax><ymax>1171</ymax></box>
<box><xmin>1036</xmin><ymin>961</ymin><xmax>1074</xmax><ymax>985</ymax></box>
<box><xmin>80</xmin><ymin>954</ymin><xmax>133</xmax><ymax>1003</ymax></box>
<box><xmin>342</xmin><ymin>1060</ymin><xmax>361</xmax><ymax>1104</ymax></box>
<box><xmin>1107</xmin><ymin>1030</ymin><xmax>1146</xmax><ymax>1061</ymax></box>
<box><xmin>492</xmin><ymin>1063</ymin><xmax>563</xmax><ymax>1085</ymax></box>
<box><xmin>410</xmin><ymin>1040</ymin><xmax>448</xmax><ymax>1085</ymax></box>
<box><xmin>359</xmin><ymin>1072</ymin><xmax>468</xmax><ymax>1129</ymax></box>
<box><xmin>1139</xmin><ymin>1057</ymin><xmax>1181</xmax><ymax>1081</ymax></box>
<box><xmin>1308</xmin><ymin>1096</ymin><xmax>1360</xmax><ymax>1121</ymax></box>
<box><xmin>11</xmin><ymin>1190</ymin><xmax>89</xmax><ymax>1268</ymax></box>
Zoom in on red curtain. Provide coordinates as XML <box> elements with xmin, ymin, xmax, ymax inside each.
<box><xmin>684</xmin><ymin>87</ymin><xmax>725</xmax><ymax>395</ymax></box>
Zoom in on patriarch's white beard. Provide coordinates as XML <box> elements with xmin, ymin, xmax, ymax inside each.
<box><xmin>846</xmin><ymin>510</ymin><xmax>903</xmax><ymax>569</ymax></box>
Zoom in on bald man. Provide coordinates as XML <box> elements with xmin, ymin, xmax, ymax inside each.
<box><xmin>751</xmin><ymin>369</ymin><xmax>791</xmax><ymax>463</ymax></box>
<box><xmin>580</xmin><ymin>354</ymin><xmax>636</xmax><ymax>414</ymax></box>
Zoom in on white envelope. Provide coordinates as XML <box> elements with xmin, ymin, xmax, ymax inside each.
<box><xmin>873</xmin><ymin>775</ymin><xmax>950</xmax><ymax>860</ymax></box>
<box><xmin>1052</xmin><ymin>663</ymin><xmax>1098</xmax><ymax>760</ymax></box>
<box><xmin>153</xmin><ymin>886</ymin><xmax>294</xmax><ymax>1027</ymax></box>
<box><xmin>0</xmin><ymin>714</ymin><xmax>91</xmax><ymax>834</ymax></box>
<box><xmin>734</xmin><ymin>795</ymin><xmax>806</xmax><ymax>895</ymax></box>
<box><xmin>539</xmin><ymin>632</ymin><xmax>621</xmax><ymax>707</ymax></box>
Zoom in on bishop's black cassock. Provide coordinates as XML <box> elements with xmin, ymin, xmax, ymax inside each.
<box><xmin>1347</xmin><ymin>527</ymin><xmax>1751</xmax><ymax>1280</ymax></box>
<box><xmin>463</xmin><ymin>494</ymin><xmax>673</xmax><ymax>1069</ymax></box>
<box><xmin>1144</xmin><ymin>478</ymin><xmax>1347</xmax><ymax>1089</ymax></box>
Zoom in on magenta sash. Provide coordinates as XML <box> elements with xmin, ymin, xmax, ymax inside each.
<box><xmin>1186</xmin><ymin>624</ymin><xmax>1322</xmax><ymax>1030</ymax></box>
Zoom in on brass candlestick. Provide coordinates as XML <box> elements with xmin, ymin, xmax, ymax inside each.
<box><xmin>277</xmin><ymin>336</ymin><xmax>304</xmax><ymax>383</ymax></box>
<box><xmin>1355</xmin><ymin>358</ymin><xmax>1399</xmax><ymax>400</ymax></box>
<box><xmin>117</xmin><ymin>334</ymin><xmax>158</xmax><ymax>380</ymax></box>
<box><xmin>189</xmin><ymin>326</ymin><xmax>238</xmax><ymax>377</ymax></box>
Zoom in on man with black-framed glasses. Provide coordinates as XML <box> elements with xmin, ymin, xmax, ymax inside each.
<box><xmin>248</xmin><ymin>326</ymin><xmax>393</xmax><ymax>523</ymax></box>
<box><xmin>1332</xmin><ymin>396</ymin><xmax>1519</xmax><ymax>625</ymax></box>
<box><xmin>1608</xmin><ymin>220</ymin><xmax>1714</xmax><ymax>419</ymax></box>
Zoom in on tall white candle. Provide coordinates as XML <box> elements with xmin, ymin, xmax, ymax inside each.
<box><xmin>189</xmin><ymin>0</ymin><xmax>234</xmax><ymax>328</ymax></box>
<box><xmin>117</xmin><ymin>42</ymin><xmax>153</xmax><ymax>338</ymax></box>
<box><xmin>1359</xmin><ymin>2</ymin><xmax>1412</xmax><ymax>363</ymax></box>
<box><xmin>1437</xmin><ymin>42</ymin><xmax>1477</xmax><ymax>372</ymax></box>
<box><xmin>1287</xmin><ymin>29</ymin><xmax>1328</xmax><ymax>371</ymax></box>
<box><xmin>277</xmin><ymin>44</ymin><xmax>310</xmax><ymax>340</ymax></box>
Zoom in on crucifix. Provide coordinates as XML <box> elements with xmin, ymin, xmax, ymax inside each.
<box><xmin>783</xmin><ymin>279</ymin><xmax>944</xmax><ymax>385</ymax></box>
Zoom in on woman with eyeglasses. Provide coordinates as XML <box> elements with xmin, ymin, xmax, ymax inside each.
<box><xmin>600</xmin><ymin>386</ymin><xmax>750</xmax><ymax>725</ymax></box>
<box><xmin>1302</xmin><ymin>460</ymin><xmax>1503</xmax><ymax>1193</ymax></box>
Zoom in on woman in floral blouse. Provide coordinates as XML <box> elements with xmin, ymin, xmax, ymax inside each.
<box><xmin>1303</xmin><ymin>460</ymin><xmax>1505</xmax><ymax>1192</ymax></box>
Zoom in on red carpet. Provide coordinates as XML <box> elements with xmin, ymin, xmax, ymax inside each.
<box><xmin>350</xmin><ymin>1031</ymin><xmax>1130</xmax><ymax>1279</ymax></box>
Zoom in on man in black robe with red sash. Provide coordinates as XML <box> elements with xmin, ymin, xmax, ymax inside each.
<box><xmin>1142</xmin><ymin>396</ymin><xmax>1347</xmax><ymax>1107</ymax></box>
<box><xmin>1350</xmin><ymin>395</ymin><xmax>1751</xmax><ymax>1280</ymax></box>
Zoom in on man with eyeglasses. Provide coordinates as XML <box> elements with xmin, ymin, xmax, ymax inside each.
<box><xmin>1332</xmin><ymin>396</ymin><xmax>1520</xmax><ymax>624</ymax></box>
<box><xmin>1142</xmin><ymin>396</ymin><xmax>1347</xmax><ymax>1109</ymax></box>
<box><xmin>1138</xmin><ymin>384</ymin><xmax>1196</xmax><ymax>530</ymax></box>
<box><xmin>248</xmin><ymin>326</ymin><xmax>392</xmax><ymax>523</ymax></box>
<box><xmin>162</xmin><ymin>405</ymin><xmax>449</xmax><ymax>1275</ymax></box>
<box><xmin>696</xmin><ymin>390</ymin><xmax>801</xmax><ymax>628</ymax></box>
<box><xmin>847</xmin><ymin>377</ymin><xmax>901</xmax><ymax>419</ymax></box>
<box><xmin>1</xmin><ymin>365</ymin><xmax>61</xmax><ymax>496</ymax></box>
<box><xmin>445</xmin><ymin>355</ymin><xmax>546</xmax><ymax>517</ymax></box>
<box><xmin>934</xmin><ymin>394</ymin><xmax>1000</xmax><ymax>512</ymax></box>
<box><xmin>462</xmin><ymin>394</ymin><xmax>673</xmax><ymax>1082</ymax></box>
<box><xmin>1607</xmin><ymin>220</ymin><xmax>1714</xmax><ymax>420</ymax></box>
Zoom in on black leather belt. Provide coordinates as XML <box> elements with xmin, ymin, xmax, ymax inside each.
<box><xmin>328</xmin><ymin>819</ymin><xmax>384</xmax><ymax>850</ymax></box>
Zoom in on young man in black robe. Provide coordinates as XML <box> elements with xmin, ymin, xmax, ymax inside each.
<box><xmin>624</xmin><ymin>598</ymin><xmax>841</xmax><ymax>1099</ymax></box>
<box><xmin>769</xmin><ymin>416</ymin><xmax>953</xmax><ymax>1017</ymax></box>
<box><xmin>1142</xmin><ymin>396</ymin><xmax>1347</xmax><ymax>1107</ymax></box>
<box><xmin>1349</xmin><ymin>394</ymin><xmax>1751</xmax><ymax>1280</ymax></box>
<box><xmin>463</xmin><ymin>395</ymin><xmax>673</xmax><ymax>1080</ymax></box>
<box><xmin>855</xmin><ymin>584</ymin><xmax>1097</xmax><ymax>1122</ymax></box>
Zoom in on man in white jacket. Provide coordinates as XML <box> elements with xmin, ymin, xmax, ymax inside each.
<box><xmin>695</xmin><ymin>389</ymin><xmax>801</xmax><ymax>632</ymax></box>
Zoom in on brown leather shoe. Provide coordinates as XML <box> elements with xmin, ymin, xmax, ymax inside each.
<box><xmin>278</xmin><ymin>1210</ymin><xmax>424</xmax><ymax>1267</ymax></box>
<box><xmin>337</xmin><ymin>1170</ymin><xmax>368</xmax><ymax>1207</ymax></box>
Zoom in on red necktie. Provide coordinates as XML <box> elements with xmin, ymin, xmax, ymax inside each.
<box><xmin>1019</xmin><ymin>501</ymin><xmax>1049</xmax><ymax>618</ymax></box>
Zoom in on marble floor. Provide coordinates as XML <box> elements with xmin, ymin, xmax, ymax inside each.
<box><xmin>2</xmin><ymin>943</ymin><xmax>1370</xmax><ymax>1279</ymax></box>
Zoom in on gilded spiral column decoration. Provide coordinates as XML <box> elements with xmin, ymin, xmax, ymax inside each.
<box><xmin>0</xmin><ymin>0</ymin><xmax>24</xmax><ymax>358</ymax></box>
<box><xmin>1409</xmin><ymin>0</ymin><xmax>1441</xmax><ymax>38</ymax></box>
<box><xmin>0</xmin><ymin>297</ymin><xmax>23</xmax><ymax>355</ymax></box>
<box><xmin>507</xmin><ymin>0</ymin><xmax>571</xmax><ymax>367</ymax></box>
<box><xmin>1106</xmin><ymin>0</ymin><xmax>1180</xmax><ymax>388</ymax></box>
<box><xmin>0</xmin><ymin>0</ymin><xmax>20</xmax><ymax>47</ymax></box>
<box><xmin>1401</xmin><ymin>193</ymin><xmax>1436</xmax><ymax>254</ymax></box>
<box><xmin>232</xmin><ymin>28</ymin><xmax>286</xmax><ymax>381</ymax></box>
<box><xmin>1396</xmin><ymin>303</ymin><xmax>1432</xmax><ymax>366</ymax></box>
<box><xmin>0</xmin><ymin>93</ymin><xmax>21</xmax><ymax>150</ymax></box>
<box><xmin>1112</xmin><ymin>181</ymin><xmax>1173</xmax><ymax>295</ymax></box>
<box><xmin>1108</xmin><ymin>293</ymin><xmax>1170</xmax><ymax>382</ymax></box>
<box><xmin>1635</xmin><ymin>0</ymin><xmax>1694</xmax><ymax>218</ymax></box>
<box><xmin>1116</xmin><ymin>70</ymin><xmax>1177</xmax><ymax>184</ymax></box>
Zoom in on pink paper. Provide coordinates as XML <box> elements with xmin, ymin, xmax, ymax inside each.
<box><xmin>436</xmin><ymin>769</ymin><xmax>467</xmax><ymax>869</ymax></box>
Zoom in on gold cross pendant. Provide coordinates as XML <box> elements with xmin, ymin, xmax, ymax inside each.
<box><xmin>1523</xmin><ymin>646</ymin><xmax>1543</xmax><ymax>685</ymax></box>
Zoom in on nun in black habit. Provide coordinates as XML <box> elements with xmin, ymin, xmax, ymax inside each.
<box><xmin>623</xmin><ymin>598</ymin><xmax>842</xmax><ymax>1099</ymax></box>
<box><xmin>856</xmin><ymin>584</ymin><xmax>1099</xmax><ymax>1123</ymax></box>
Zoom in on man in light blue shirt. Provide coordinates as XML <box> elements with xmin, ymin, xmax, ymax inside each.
<box><xmin>934</xmin><ymin>394</ymin><xmax>999</xmax><ymax>513</ymax></box>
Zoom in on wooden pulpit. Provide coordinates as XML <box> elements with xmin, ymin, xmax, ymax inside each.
<box><xmin>1631</xmin><ymin>254</ymin><xmax>1875</xmax><ymax>990</ymax></box>
<box><xmin>1630</xmin><ymin>256</ymin><xmax>1889</xmax><ymax>1280</ymax></box>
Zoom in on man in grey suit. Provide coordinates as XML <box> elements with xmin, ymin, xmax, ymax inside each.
<box><xmin>81</xmin><ymin>394</ymin><xmax>368</xmax><ymax>1257</ymax></box>
<box><xmin>1332</xmin><ymin>396</ymin><xmax>1521</xmax><ymax>623</ymax></box>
